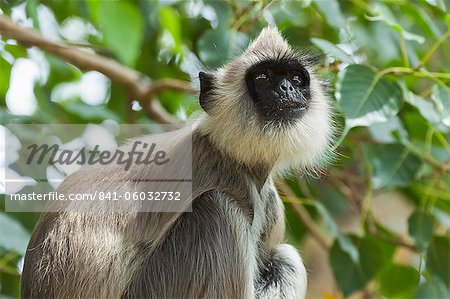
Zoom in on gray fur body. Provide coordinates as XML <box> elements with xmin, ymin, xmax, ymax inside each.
<box><xmin>22</xmin><ymin>27</ymin><xmax>332</xmax><ymax>299</ymax></box>
<box><xmin>21</xmin><ymin>131</ymin><xmax>306</xmax><ymax>298</ymax></box>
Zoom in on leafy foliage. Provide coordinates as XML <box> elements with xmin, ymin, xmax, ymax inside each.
<box><xmin>1</xmin><ymin>0</ymin><xmax>449</xmax><ymax>297</ymax></box>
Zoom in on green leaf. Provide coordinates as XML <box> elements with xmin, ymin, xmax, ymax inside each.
<box><xmin>0</xmin><ymin>109</ymin><xmax>32</xmax><ymax>123</ymax></box>
<box><xmin>0</xmin><ymin>56</ymin><xmax>11</xmax><ymax>100</ymax></box>
<box><xmin>61</xmin><ymin>101</ymin><xmax>120</xmax><ymax>122</ymax></box>
<box><xmin>4</xmin><ymin>44</ymin><xmax>27</xmax><ymax>59</ymax></box>
<box><xmin>159</xmin><ymin>6</ymin><xmax>182</xmax><ymax>53</ymax></box>
<box><xmin>46</xmin><ymin>55</ymin><xmax>83</xmax><ymax>90</ymax></box>
<box><xmin>329</xmin><ymin>240</ymin><xmax>367</xmax><ymax>296</ymax></box>
<box><xmin>159</xmin><ymin>90</ymin><xmax>194</xmax><ymax>116</ymax></box>
<box><xmin>366</xmin><ymin>5</ymin><xmax>425</xmax><ymax>44</ymax></box>
<box><xmin>431</xmin><ymin>85</ymin><xmax>450</xmax><ymax>128</ymax></box>
<box><xmin>86</xmin><ymin>0</ymin><xmax>101</xmax><ymax>24</ymax></box>
<box><xmin>379</xmin><ymin>264</ymin><xmax>419</xmax><ymax>297</ymax></box>
<box><xmin>368</xmin><ymin>117</ymin><xmax>408</xmax><ymax>144</ymax></box>
<box><xmin>197</xmin><ymin>28</ymin><xmax>249</xmax><ymax>68</ymax></box>
<box><xmin>0</xmin><ymin>214</ymin><xmax>30</xmax><ymax>255</ymax></box>
<box><xmin>271</xmin><ymin>1</ymin><xmax>310</xmax><ymax>28</ymax></box>
<box><xmin>425</xmin><ymin>0</ymin><xmax>447</xmax><ymax>11</ymax></box>
<box><xmin>370</xmin><ymin>143</ymin><xmax>422</xmax><ymax>189</ymax></box>
<box><xmin>415</xmin><ymin>278</ymin><xmax>450</xmax><ymax>299</ymax></box>
<box><xmin>314</xmin><ymin>202</ymin><xmax>358</xmax><ymax>261</ymax></box>
<box><xmin>405</xmin><ymin>6</ymin><xmax>442</xmax><ymax>39</ymax></box>
<box><xmin>284</xmin><ymin>204</ymin><xmax>308</xmax><ymax>244</ymax></box>
<box><xmin>427</xmin><ymin>236</ymin><xmax>450</xmax><ymax>288</ymax></box>
<box><xmin>205</xmin><ymin>1</ymin><xmax>232</xmax><ymax>29</ymax></box>
<box><xmin>336</xmin><ymin>64</ymin><xmax>403</xmax><ymax>128</ymax></box>
<box><xmin>408</xmin><ymin>211</ymin><xmax>435</xmax><ymax>250</ymax></box>
<box><xmin>25</xmin><ymin>0</ymin><xmax>40</xmax><ymax>30</ymax></box>
<box><xmin>310</xmin><ymin>38</ymin><xmax>355</xmax><ymax>64</ymax></box>
<box><xmin>97</xmin><ymin>1</ymin><xmax>143</xmax><ymax>66</ymax></box>
<box><xmin>431</xmin><ymin>208</ymin><xmax>450</xmax><ymax>230</ymax></box>
<box><xmin>312</xmin><ymin>0</ymin><xmax>346</xmax><ymax>29</ymax></box>
<box><xmin>402</xmin><ymin>112</ymin><xmax>429</xmax><ymax>142</ymax></box>
<box><xmin>314</xmin><ymin>201</ymin><xmax>339</xmax><ymax>236</ymax></box>
<box><xmin>446</xmin><ymin>14</ymin><xmax>450</xmax><ymax>28</ymax></box>
<box><xmin>405</xmin><ymin>91</ymin><xmax>441</xmax><ymax>125</ymax></box>
<box><xmin>358</xmin><ymin>235</ymin><xmax>394</xmax><ymax>279</ymax></box>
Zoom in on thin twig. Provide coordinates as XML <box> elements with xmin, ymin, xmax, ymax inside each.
<box><xmin>238</xmin><ymin>0</ymin><xmax>276</xmax><ymax>33</ymax></box>
<box><xmin>417</xmin><ymin>29</ymin><xmax>450</xmax><ymax>69</ymax></box>
<box><xmin>276</xmin><ymin>181</ymin><xmax>330</xmax><ymax>250</ymax></box>
<box><xmin>326</xmin><ymin>175</ymin><xmax>362</xmax><ymax>213</ymax></box>
<box><xmin>369</xmin><ymin>223</ymin><xmax>418</xmax><ymax>252</ymax></box>
<box><xmin>0</xmin><ymin>16</ymin><xmax>194</xmax><ymax>123</ymax></box>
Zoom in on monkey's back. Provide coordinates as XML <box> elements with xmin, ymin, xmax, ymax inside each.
<box><xmin>21</xmin><ymin>129</ymin><xmax>284</xmax><ymax>298</ymax></box>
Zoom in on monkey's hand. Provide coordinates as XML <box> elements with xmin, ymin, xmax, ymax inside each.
<box><xmin>256</xmin><ymin>244</ymin><xmax>307</xmax><ymax>299</ymax></box>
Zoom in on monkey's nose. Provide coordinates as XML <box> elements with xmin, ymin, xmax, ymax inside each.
<box><xmin>277</xmin><ymin>78</ymin><xmax>295</xmax><ymax>95</ymax></box>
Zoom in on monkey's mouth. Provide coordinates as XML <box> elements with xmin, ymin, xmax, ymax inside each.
<box><xmin>258</xmin><ymin>98</ymin><xmax>309</xmax><ymax>120</ymax></box>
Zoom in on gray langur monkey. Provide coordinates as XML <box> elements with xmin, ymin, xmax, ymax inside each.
<box><xmin>21</xmin><ymin>27</ymin><xmax>333</xmax><ymax>298</ymax></box>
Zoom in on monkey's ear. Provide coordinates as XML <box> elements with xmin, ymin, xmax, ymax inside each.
<box><xmin>199</xmin><ymin>71</ymin><xmax>215</xmax><ymax>113</ymax></box>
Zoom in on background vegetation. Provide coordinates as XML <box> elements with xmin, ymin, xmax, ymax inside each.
<box><xmin>1</xmin><ymin>0</ymin><xmax>449</xmax><ymax>298</ymax></box>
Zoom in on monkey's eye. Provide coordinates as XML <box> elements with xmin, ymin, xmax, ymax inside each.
<box><xmin>290</xmin><ymin>72</ymin><xmax>303</xmax><ymax>85</ymax></box>
<box><xmin>255</xmin><ymin>70</ymin><xmax>270</xmax><ymax>81</ymax></box>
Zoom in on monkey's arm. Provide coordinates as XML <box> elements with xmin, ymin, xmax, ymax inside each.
<box><xmin>255</xmin><ymin>189</ymin><xmax>307</xmax><ymax>299</ymax></box>
<box><xmin>256</xmin><ymin>244</ymin><xmax>307</xmax><ymax>299</ymax></box>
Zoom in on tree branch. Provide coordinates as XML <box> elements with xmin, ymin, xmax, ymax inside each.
<box><xmin>0</xmin><ymin>16</ymin><xmax>195</xmax><ymax>124</ymax></box>
<box><xmin>366</xmin><ymin>217</ymin><xmax>418</xmax><ymax>252</ymax></box>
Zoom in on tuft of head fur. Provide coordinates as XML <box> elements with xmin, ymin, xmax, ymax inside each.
<box><xmin>197</xmin><ymin>27</ymin><xmax>334</xmax><ymax>174</ymax></box>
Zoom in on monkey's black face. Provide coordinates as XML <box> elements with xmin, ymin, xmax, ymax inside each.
<box><xmin>245</xmin><ymin>60</ymin><xmax>311</xmax><ymax>122</ymax></box>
